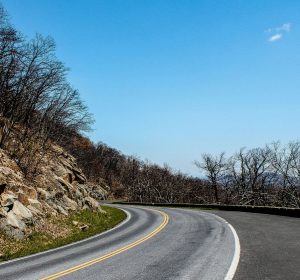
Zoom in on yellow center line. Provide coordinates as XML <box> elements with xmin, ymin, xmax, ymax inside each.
<box><xmin>40</xmin><ymin>208</ymin><xmax>169</xmax><ymax>280</ymax></box>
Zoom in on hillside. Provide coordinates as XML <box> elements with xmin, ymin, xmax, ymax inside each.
<box><xmin>0</xmin><ymin>5</ymin><xmax>114</xmax><ymax>245</ymax></box>
<box><xmin>0</xmin><ymin>142</ymin><xmax>108</xmax><ymax>241</ymax></box>
<box><xmin>0</xmin><ymin>2</ymin><xmax>298</xmax><ymax>249</ymax></box>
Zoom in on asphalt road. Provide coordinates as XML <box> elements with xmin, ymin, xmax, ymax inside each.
<box><xmin>0</xmin><ymin>206</ymin><xmax>238</xmax><ymax>280</ymax></box>
<box><xmin>212</xmin><ymin>210</ymin><xmax>300</xmax><ymax>280</ymax></box>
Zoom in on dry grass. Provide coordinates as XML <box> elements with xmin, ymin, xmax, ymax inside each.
<box><xmin>0</xmin><ymin>206</ymin><xmax>126</xmax><ymax>261</ymax></box>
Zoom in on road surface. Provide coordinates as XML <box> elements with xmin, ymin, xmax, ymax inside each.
<box><xmin>212</xmin><ymin>210</ymin><xmax>300</xmax><ymax>280</ymax></box>
<box><xmin>0</xmin><ymin>206</ymin><xmax>238</xmax><ymax>280</ymax></box>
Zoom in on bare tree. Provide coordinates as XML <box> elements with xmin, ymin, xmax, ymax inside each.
<box><xmin>0</xmin><ymin>7</ymin><xmax>93</xmax><ymax>177</ymax></box>
<box><xmin>195</xmin><ymin>152</ymin><xmax>227</xmax><ymax>203</ymax></box>
<box><xmin>270</xmin><ymin>141</ymin><xmax>300</xmax><ymax>207</ymax></box>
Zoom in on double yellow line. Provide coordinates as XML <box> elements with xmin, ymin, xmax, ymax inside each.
<box><xmin>41</xmin><ymin>209</ymin><xmax>169</xmax><ymax>280</ymax></box>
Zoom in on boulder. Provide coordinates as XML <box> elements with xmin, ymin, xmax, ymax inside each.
<box><xmin>83</xmin><ymin>204</ymin><xmax>90</xmax><ymax>210</ymax></box>
<box><xmin>0</xmin><ymin>221</ymin><xmax>25</xmax><ymax>240</ymax></box>
<box><xmin>56</xmin><ymin>205</ymin><xmax>68</xmax><ymax>216</ymax></box>
<box><xmin>0</xmin><ymin>142</ymin><xmax>108</xmax><ymax>237</ymax></box>
<box><xmin>6</xmin><ymin>227</ymin><xmax>24</xmax><ymax>240</ymax></box>
<box><xmin>76</xmin><ymin>184</ymin><xmax>88</xmax><ymax>196</ymax></box>
<box><xmin>12</xmin><ymin>201</ymin><xmax>33</xmax><ymax>219</ymax></box>
<box><xmin>37</xmin><ymin>188</ymin><xmax>51</xmax><ymax>200</ymax></box>
<box><xmin>7</xmin><ymin>211</ymin><xmax>25</xmax><ymax>230</ymax></box>
<box><xmin>73</xmin><ymin>168</ymin><xmax>86</xmax><ymax>184</ymax></box>
<box><xmin>28</xmin><ymin>198</ymin><xmax>42</xmax><ymax>209</ymax></box>
<box><xmin>27</xmin><ymin>205</ymin><xmax>43</xmax><ymax>216</ymax></box>
<box><xmin>56</xmin><ymin>177</ymin><xmax>74</xmax><ymax>192</ymax></box>
<box><xmin>84</xmin><ymin>197</ymin><xmax>100</xmax><ymax>210</ymax></box>
<box><xmin>75</xmin><ymin>189</ymin><xmax>83</xmax><ymax>199</ymax></box>
<box><xmin>88</xmin><ymin>183</ymin><xmax>109</xmax><ymax>200</ymax></box>
<box><xmin>79</xmin><ymin>224</ymin><xmax>89</xmax><ymax>231</ymax></box>
<box><xmin>63</xmin><ymin>195</ymin><xmax>78</xmax><ymax>211</ymax></box>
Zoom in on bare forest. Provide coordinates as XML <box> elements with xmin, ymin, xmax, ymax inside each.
<box><xmin>0</xmin><ymin>7</ymin><xmax>299</xmax><ymax>208</ymax></box>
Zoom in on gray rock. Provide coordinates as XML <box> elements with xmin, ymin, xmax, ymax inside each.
<box><xmin>56</xmin><ymin>205</ymin><xmax>68</xmax><ymax>216</ymax></box>
<box><xmin>84</xmin><ymin>196</ymin><xmax>99</xmax><ymax>210</ymax></box>
<box><xmin>28</xmin><ymin>198</ymin><xmax>42</xmax><ymax>209</ymax></box>
<box><xmin>63</xmin><ymin>195</ymin><xmax>78</xmax><ymax>211</ymax></box>
<box><xmin>27</xmin><ymin>205</ymin><xmax>43</xmax><ymax>216</ymax></box>
<box><xmin>7</xmin><ymin>211</ymin><xmax>25</xmax><ymax>230</ymax></box>
<box><xmin>3</xmin><ymin>225</ymin><xmax>25</xmax><ymax>240</ymax></box>
<box><xmin>73</xmin><ymin>168</ymin><xmax>86</xmax><ymax>184</ymax></box>
<box><xmin>7</xmin><ymin>227</ymin><xmax>25</xmax><ymax>240</ymax></box>
<box><xmin>37</xmin><ymin>188</ymin><xmax>51</xmax><ymax>200</ymax></box>
<box><xmin>56</xmin><ymin>176</ymin><xmax>72</xmax><ymax>189</ymax></box>
<box><xmin>12</xmin><ymin>201</ymin><xmax>33</xmax><ymax>219</ymax></box>
<box><xmin>79</xmin><ymin>224</ymin><xmax>89</xmax><ymax>231</ymax></box>
<box><xmin>75</xmin><ymin>189</ymin><xmax>82</xmax><ymax>198</ymax></box>
<box><xmin>76</xmin><ymin>184</ymin><xmax>88</xmax><ymax>197</ymax></box>
<box><xmin>83</xmin><ymin>204</ymin><xmax>90</xmax><ymax>210</ymax></box>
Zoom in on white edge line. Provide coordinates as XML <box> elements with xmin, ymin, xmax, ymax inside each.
<box><xmin>207</xmin><ymin>212</ymin><xmax>240</xmax><ymax>280</ymax></box>
<box><xmin>168</xmin><ymin>208</ymin><xmax>240</xmax><ymax>280</ymax></box>
<box><xmin>0</xmin><ymin>206</ymin><xmax>131</xmax><ymax>267</ymax></box>
<box><xmin>224</xmin><ymin>222</ymin><xmax>240</xmax><ymax>280</ymax></box>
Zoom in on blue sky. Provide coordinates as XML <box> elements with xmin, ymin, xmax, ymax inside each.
<box><xmin>2</xmin><ymin>0</ymin><xmax>300</xmax><ymax>175</ymax></box>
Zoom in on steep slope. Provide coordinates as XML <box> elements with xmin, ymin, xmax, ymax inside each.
<box><xmin>0</xmin><ymin>144</ymin><xmax>108</xmax><ymax>240</ymax></box>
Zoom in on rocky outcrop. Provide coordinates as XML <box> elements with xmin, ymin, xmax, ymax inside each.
<box><xmin>0</xmin><ymin>145</ymin><xmax>108</xmax><ymax>239</ymax></box>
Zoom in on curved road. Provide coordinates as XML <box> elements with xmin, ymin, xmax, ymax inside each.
<box><xmin>211</xmin><ymin>210</ymin><xmax>300</xmax><ymax>280</ymax></box>
<box><xmin>0</xmin><ymin>206</ymin><xmax>238</xmax><ymax>280</ymax></box>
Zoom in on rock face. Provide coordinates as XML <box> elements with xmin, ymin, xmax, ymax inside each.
<box><xmin>7</xmin><ymin>211</ymin><xmax>25</xmax><ymax>230</ymax></box>
<box><xmin>12</xmin><ymin>201</ymin><xmax>33</xmax><ymax>219</ymax></box>
<box><xmin>0</xmin><ymin>145</ymin><xmax>108</xmax><ymax>239</ymax></box>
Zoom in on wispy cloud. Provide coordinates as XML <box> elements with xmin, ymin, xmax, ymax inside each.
<box><xmin>276</xmin><ymin>23</ymin><xmax>291</xmax><ymax>33</ymax></box>
<box><xmin>265</xmin><ymin>23</ymin><xmax>291</xmax><ymax>42</ymax></box>
<box><xmin>269</xmin><ymin>34</ymin><xmax>282</xmax><ymax>42</ymax></box>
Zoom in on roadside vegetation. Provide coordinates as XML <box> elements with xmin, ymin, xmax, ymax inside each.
<box><xmin>0</xmin><ymin>206</ymin><xmax>126</xmax><ymax>261</ymax></box>
<box><xmin>0</xmin><ymin>0</ymin><xmax>299</xmax><ymax>242</ymax></box>
<box><xmin>68</xmin><ymin>137</ymin><xmax>300</xmax><ymax>208</ymax></box>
